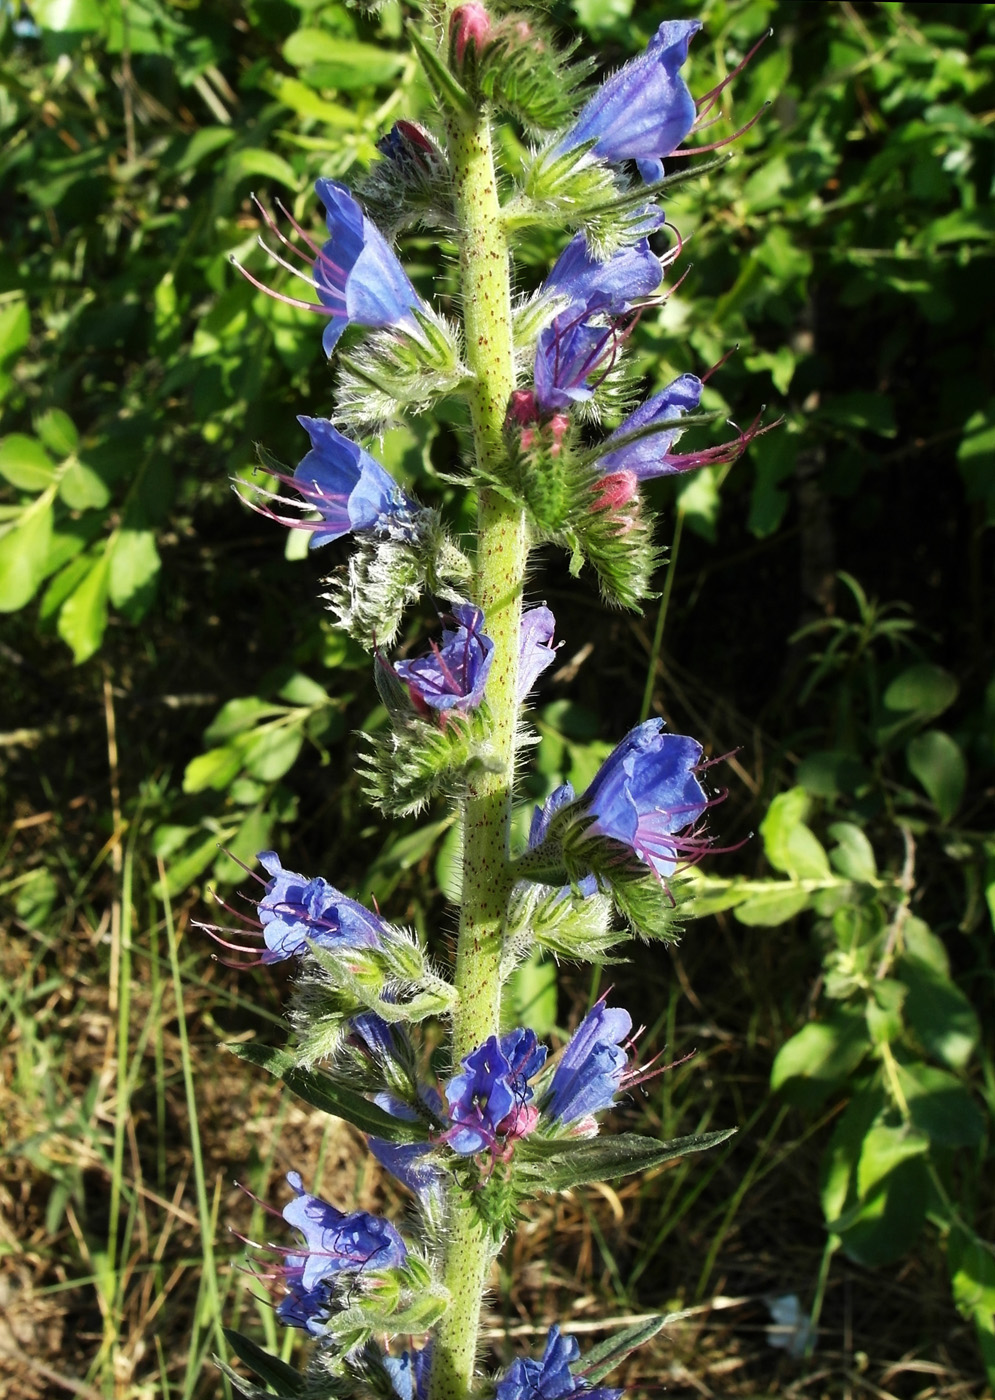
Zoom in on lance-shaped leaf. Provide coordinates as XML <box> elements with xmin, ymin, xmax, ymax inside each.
<box><xmin>228</xmin><ymin>1042</ymin><xmax>428</xmax><ymax>1141</ymax></box>
<box><xmin>221</xmin><ymin>1329</ymin><xmax>306</xmax><ymax>1396</ymax></box>
<box><xmin>576</xmin><ymin>1314</ymin><xmax>669</xmax><ymax>1384</ymax></box>
<box><xmin>519</xmin><ymin>1128</ymin><xmax>735</xmax><ymax>1190</ymax></box>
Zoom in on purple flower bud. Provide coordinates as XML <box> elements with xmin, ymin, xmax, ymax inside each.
<box><xmin>581</xmin><ymin>719</ymin><xmax>710</xmax><ymax>881</ymax></box>
<box><xmin>533</xmin><ymin>237</ymin><xmax>663</xmax><ymax>412</ymax></box>
<box><xmin>534</xmin><ymin>306</ymin><xmax>626</xmax><ymax>412</ymax></box>
<box><xmin>442</xmin><ymin>1030</ymin><xmax>546</xmax><ymax>1156</ymax></box>
<box><xmin>553</xmin><ymin>19</ymin><xmax>701</xmax><ymax>183</ymax></box>
<box><xmin>495</xmin><ymin>1326</ymin><xmax>623</xmax><ymax>1400</ymax></box>
<box><xmin>518</xmin><ymin>605</ymin><xmax>558</xmax><ymax>700</ymax></box>
<box><xmin>544</xmin><ymin>999</ymin><xmax>633</xmax><ymax>1130</ymax></box>
<box><xmin>257</xmin><ymin>851</ymin><xmax>386</xmax><ymax>962</ymax></box>
<box><xmin>276</xmin><ymin>1171</ymin><xmax>407</xmax><ymax>1331</ymax></box>
<box><xmin>394</xmin><ymin>604</ymin><xmax>494</xmax><ymax>713</ymax></box>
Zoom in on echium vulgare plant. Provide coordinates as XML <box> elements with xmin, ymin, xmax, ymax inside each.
<box><xmin>214</xmin><ymin>6</ymin><xmax>772</xmax><ymax>1399</ymax></box>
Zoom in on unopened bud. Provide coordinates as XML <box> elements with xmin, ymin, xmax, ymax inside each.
<box><xmin>506</xmin><ymin>388</ymin><xmax>539</xmax><ymax>429</ymax></box>
<box><xmin>450</xmin><ymin>3</ymin><xmax>491</xmax><ymax>66</ymax></box>
<box><xmin>590</xmin><ymin>469</ymin><xmax>639</xmax><ymax>512</ymax></box>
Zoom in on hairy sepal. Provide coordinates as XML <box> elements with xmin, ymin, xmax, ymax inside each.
<box><xmin>323</xmin><ymin>512</ymin><xmax>471</xmax><ymax>650</ymax></box>
<box><xmin>336</xmin><ymin>313</ymin><xmax>468</xmax><ymax>436</ymax></box>
<box><xmin>469</xmin><ymin>18</ymin><xmax>595</xmax><ymax>135</ymax></box>
<box><xmin>308</xmin><ymin>1259</ymin><xmax>448</xmax><ymax>1364</ymax></box>
<box><xmin>503</xmin><ymin>881</ymin><xmax>620</xmax><ymax>967</ymax></box>
<box><xmin>360</xmin><ymin>705</ymin><xmax>499</xmax><ymax>817</ymax></box>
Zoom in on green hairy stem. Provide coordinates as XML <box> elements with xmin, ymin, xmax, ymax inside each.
<box><xmin>429</xmin><ymin>39</ymin><xmax>529</xmax><ymax>1400</ymax></box>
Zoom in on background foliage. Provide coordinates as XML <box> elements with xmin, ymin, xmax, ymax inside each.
<box><xmin>1</xmin><ymin>1</ymin><xmax>993</xmax><ymax>1397</ymax></box>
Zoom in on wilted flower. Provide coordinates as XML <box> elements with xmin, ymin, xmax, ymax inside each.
<box><xmin>443</xmin><ymin>1029</ymin><xmax>547</xmax><ymax>1156</ymax></box>
<box><xmin>495</xmin><ymin>1326</ymin><xmax>623</xmax><ymax>1400</ymax></box>
<box><xmin>394</xmin><ymin>604</ymin><xmax>494</xmax><ymax>713</ymax></box>
<box><xmin>232</xmin><ymin>180</ymin><xmax>426</xmax><ymax>357</ymax></box>
<box><xmin>552</xmin><ymin>19</ymin><xmax>701</xmax><ymax>182</ymax></box>
<box><xmin>276</xmin><ymin>1171</ymin><xmax>407</xmax><ymax>1332</ymax></box>
<box><xmin>544</xmin><ymin>999</ymin><xmax>633</xmax><ymax>1132</ymax></box>
<box><xmin>581</xmin><ymin>719</ymin><xmax>710</xmax><ymax>881</ymax></box>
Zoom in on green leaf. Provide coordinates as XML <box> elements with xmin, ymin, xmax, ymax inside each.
<box><xmin>276</xmin><ymin>671</ymin><xmax>330</xmax><ymax>707</ymax></box>
<box><xmin>734</xmin><ymin>888</ymin><xmax>811</xmax><ymax>926</ymax></box>
<box><xmin>760</xmin><ymin>788</ymin><xmax>831</xmax><ymax>880</ymax></box>
<box><xmin>222</xmin><ymin>1330</ymin><xmax>305</xmax><ymax>1396</ymax></box>
<box><xmin>855</xmin><ymin>1121</ymin><xmax>929</xmax><ymax>1199</ymax></box>
<box><xmin>152</xmin><ymin>831</ymin><xmax>229</xmax><ymax>898</ymax></box>
<box><xmin>504</xmin><ymin>949</ymin><xmax>558</xmax><ymax>1039</ymax></box>
<box><xmin>898</xmin><ymin>952</ymin><xmax>979</xmax><ymax>1069</ymax></box>
<box><xmin>820</xmin><ymin>1083</ymin><xmax>886</xmax><ymax>1224</ymax></box>
<box><xmin>58</xmin><ymin>458</ymin><xmax>111</xmax><ymax>510</ymax></box>
<box><xmin>0</xmin><ymin>434</ymin><xmax>56</xmax><ymax>490</ymax></box>
<box><xmin>771</xmin><ymin>1008</ymin><xmax>869</xmax><ymax>1110</ymax></box>
<box><xmin>31</xmin><ymin>0</ymin><xmax>104</xmax><ymax>31</ymax></box>
<box><xmin>229</xmin><ymin>1042</ymin><xmax>428</xmax><ymax>1141</ymax></box>
<box><xmin>896</xmin><ymin>1060</ymin><xmax>985</xmax><ymax>1148</ymax></box>
<box><xmin>204</xmin><ymin>696</ymin><xmax>285</xmax><ymax>743</ymax></box>
<box><xmin>227</xmin><ymin>148</ymin><xmax>299</xmax><ymax>190</ymax></box>
<box><xmin>521</xmin><ymin>1129</ymin><xmax>736</xmax><ymax>1191</ymax></box>
<box><xmin>949</xmin><ymin>1224</ymin><xmax>995</xmax><ymax>1322</ymax></box>
<box><xmin>834</xmin><ymin>1156</ymin><xmax>929</xmax><ymax>1268</ymax></box>
<box><xmin>34</xmin><ymin>408</ymin><xmax>78</xmax><ymax>458</ymax></box>
<box><xmin>676</xmin><ymin>464</ymin><xmax>721</xmax><ymax>543</ymax></box>
<box><xmin>0</xmin><ymin>298</ymin><xmax>29</xmax><ymax>404</ymax></box>
<box><xmin>906</xmin><ymin>729</ymin><xmax>966</xmax><ymax>823</ymax></box>
<box><xmin>183</xmin><ymin>744</ymin><xmax>245</xmax><ymax>794</ymax></box>
<box><xmin>108</xmin><ymin>528</ymin><xmax>160</xmax><ymax>614</ymax></box>
<box><xmin>56</xmin><ymin>549</ymin><xmax>110</xmax><ymax>662</ymax></box>
<box><xmin>0</xmin><ymin>495</ymin><xmax>54</xmax><ymax>610</ymax></box>
<box><xmin>882</xmin><ymin>663</ymin><xmax>958</xmax><ymax>721</ymax></box>
<box><xmin>578</xmin><ymin>1314</ymin><xmax>667</xmax><ymax>1385</ymax></box>
<box><xmin>242</xmin><ymin>724</ymin><xmax>304</xmax><ymax>782</ymax></box>
<box><xmin>827</xmin><ymin>822</ymin><xmax>877</xmax><ymax>882</ymax></box>
<box><xmin>283</xmin><ymin>31</ymin><xmax>405</xmax><ymax>89</ymax></box>
<box><xmin>819</xmin><ymin>392</ymin><xmax>897</xmax><ymax>438</ymax></box>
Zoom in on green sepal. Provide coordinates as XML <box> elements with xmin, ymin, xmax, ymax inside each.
<box><xmin>470</xmin><ymin>19</ymin><xmax>595</xmax><ymax>134</ymax></box>
<box><xmin>576</xmin><ymin>1314</ymin><xmax>669</xmax><ymax>1385</ymax></box>
<box><xmin>360</xmin><ymin>704</ymin><xmax>499</xmax><ymax>817</ymax></box>
<box><xmin>336</xmin><ymin>313</ymin><xmax>467</xmax><ymax>436</ymax></box>
<box><xmin>323</xmin><ymin>511</ymin><xmax>472</xmax><ymax>650</ymax></box>
<box><xmin>518</xmin><ymin>1128</ymin><xmax>736</xmax><ymax>1191</ymax></box>
<box><xmin>227</xmin><ymin>1042</ymin><xmax>428</xmax><ymax>1141</ymax></box>
<box><xmin>407</xmin><ymin>22</ymin><xmax>476</xmax><ymax>117</ymax></box>
<box><xmin>504</xmin><ymin>881</ymin><xmax>621</xmax><ymax>966</ymax></box>
<box><xmin>221</xmin><ymin>1329</ymin><xmax>307</xmax><ymax>1397</ymax></box>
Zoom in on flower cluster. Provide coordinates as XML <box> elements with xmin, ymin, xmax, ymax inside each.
<box><xmin>220</xmin><ymin>8</ymin><xmax>764</xmax><ymax>1397</ymax></box>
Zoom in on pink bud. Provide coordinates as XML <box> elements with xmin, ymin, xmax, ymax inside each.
<box><xmin>506</xmin><ymin>388</ymin><xmax>539</xmax><ymax>428</ymax></box>
<box><xmin>548</xmin><ymin>412</ymin><xmax>570</xmax><ymax>458</ymax></box>
<box><xmin>590</xmin><ymin>469</ymin><xmax>639</xmax><ymax>511</ymax></box>
<box><xmin>450</xmin><ymin>3</ymin><xmax>491</xmax><ymax>65</ymax></box>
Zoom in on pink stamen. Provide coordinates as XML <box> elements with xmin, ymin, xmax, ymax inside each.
<box><xmin>671</xmin><ymin>103</ymin><xmax>770</xmax><ymax>157</ymax></box>
<box><xmin>694</xmin><ymin>29</ymin><xmax>772</xmax><ymax>122</ymax></box>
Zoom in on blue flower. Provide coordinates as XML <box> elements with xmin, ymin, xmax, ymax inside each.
<box><xmin>277</xmin><ymin>1171</ymin><xmax>407</xmax><ymax>1332</ymax></box>
<box><xmin>368</xmin><ymin>1086</ymin><xmax>445</xmax><ymax>1209</ymax></box>
<box><xmin>495</xmin><ymin>1326</ymin><xmax>623</xmax><ymax>1400</ymax></box>
<box><xmin>580</xmin><ymin>719</ymin><xmax>710</xmax><ymax>881</ymax></box>
<box><xmin>518</xmin><ymin>605</ymin><xmax>558</xmax><ymax>701</ymax></box>
<box><xmin>545</xmin><ymin>233</ymin><xmax>663</xmax><ymax>315</ymax></box>
<box><xmin>288</xmin><ymin>416</ymin><xmax>419</xmax><ymax>546</ymax></box>
<box><xmin>553</xmin><ymin>19</ymin><xmax>701</xmax><ymax>183</ymax></box>
<box><xmin>544</xmin><ymin>1000</ymin><xmax>633</xmax><ymax>1130</ymax></box>
<box><xmin>257</xmin><ymin>851</ymin><xmax>387</xmax><ymax>962</ymax></box>
<box><xmin>313</xmin><ymin>178</ymin><xmax>424</xmax><ymax>355</ymax></box>
<box><xmin>231</xmin><ymin>181</ymin><xmax>426</xmax><ymax>356</ymax></box>
<box><xmin>597</xmin><ymin>374</ymin><xmax>703</xmax><ymax>478</ymax></box>
<box><xmin>385</xmin><ymin>1344</ymin><xmax>433</xmax><ymax>1400</ymax></box>
<box><xmin>443</xmin><ymin>1029</ymin><xmax>547</xmax><ymax>1156</ymax></box>
<box><xmin>394</xmin><ymin>604</ymin><xmax>494</xmax><ymax>713</ymax></box>
<box><xmin>534</xmin><ymin>237</ymin><xmax>663</xmax><ymax>412</ymax></box>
